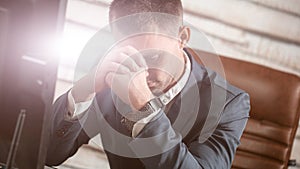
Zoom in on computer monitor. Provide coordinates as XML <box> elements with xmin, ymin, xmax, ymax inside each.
<box><xmin>0</xmin><ymin>6</ymin><xmax>7</xmax><ymax>110</ymax></box>
<box><xmin>0</xmin><ymin>1</ymin><xmax>66</xmax><ymax>168</ymax></box>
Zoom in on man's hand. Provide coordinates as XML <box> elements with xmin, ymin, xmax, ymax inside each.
<box><xmin>106</xmin><ymin>67</ymin><xmax>154</xmax><ymax>110</ymax></box>
<box><xmin>70</xmin><ymin>46</ymin><xmax>147</xmax><ymax>103</ymax></box>
<box><xmin>97</xmin><ymin>46</ymin><xmax>154</xmax><ymax>110</ymax></box>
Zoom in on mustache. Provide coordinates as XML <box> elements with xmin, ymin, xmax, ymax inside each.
<box><xmin>147</xmin><ymin>79</ymin><xmax>161</xmax><ymax>87</ymax></box>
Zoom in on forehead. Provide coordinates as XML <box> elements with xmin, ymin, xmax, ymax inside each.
<box><xmin>116</xmin><ymin>34</ymin><xmax>179</xmax><ymax>51</ymax></box>
<box><xmin>110</xmin><ymin>12</ymin><xmax>182</xmax><ymax>38</ymax></box>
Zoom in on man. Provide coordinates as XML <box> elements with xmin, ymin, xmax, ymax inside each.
<box><xmin>46</xmin><ymin>0</ymin><xmax>250</xmax><ymax>168</ymax></box>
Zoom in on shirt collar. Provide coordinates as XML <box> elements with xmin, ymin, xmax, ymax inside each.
<box><xmin>158</xmin><ymin>50</ymin><xmax>191</xmax><ymax>105</ymax></box>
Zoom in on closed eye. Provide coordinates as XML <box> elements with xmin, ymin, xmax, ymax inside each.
<box><xmin>143</xmin><ymin>50</ymin><xmax>165</xmax><ymax>65</ymax></box>
<box><xmin>150</xmin><ymin>54</ymin><xmax>160</xmax><ymax>60</ymax></box>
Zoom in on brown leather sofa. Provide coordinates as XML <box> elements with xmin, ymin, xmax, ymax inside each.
<box><xmin>188</xmin><ymin>49</ymin><xmax>300</xmax><ymax>169</ymax></box>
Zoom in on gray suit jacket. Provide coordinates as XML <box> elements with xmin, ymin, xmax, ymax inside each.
<box><xmin>46</xmin><ymin>52</ymin><xmax>250</xmax><ymax>169</ymax></box>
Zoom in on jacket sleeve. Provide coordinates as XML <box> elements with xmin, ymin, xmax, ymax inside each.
<box><xmin>45</xmin><ymin>92</ymin><xmax>90</xmax><ymax>166</ymax></box>
<box><xmin>130</xmin><ymin>92</ymin><xmax>250</xmax><ymax>169</ymax></box>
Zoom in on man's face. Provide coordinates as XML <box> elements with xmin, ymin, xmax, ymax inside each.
<box><xmin>116</xmin><ymin>34</ymin><xmax>185</xmax><ymax>95</ymax></box>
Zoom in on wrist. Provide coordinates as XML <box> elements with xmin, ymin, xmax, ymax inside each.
<box><xmin>130</xmin><ymin>89</ymin><xmax>154</xmax><ymax>110</ymax></box>
<box><xmin>72</xmin><ymin>74</ymin><xmax>95</xmax><ymax>103</ymax></box>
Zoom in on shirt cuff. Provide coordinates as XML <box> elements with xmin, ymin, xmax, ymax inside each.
<box><xmin>132</xmin><ymin>108</ymin><xmax>161</xmax><ymax>138</ymax></box>
<box><xmin>66</xmin><ymin>89</ymin><xmax>95</xmax><ymax>120</ymax></box>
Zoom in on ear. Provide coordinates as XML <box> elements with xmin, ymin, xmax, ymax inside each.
<box><xmin>178</xmin><ymin>26</ymin><xmax>191</xmax><ymax>49</ymax></box>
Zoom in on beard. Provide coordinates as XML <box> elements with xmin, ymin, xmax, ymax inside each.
<box><xmin>146</xmin><ymin>72</ymin><xmax>175</xmax><ymax>96</ymax></box>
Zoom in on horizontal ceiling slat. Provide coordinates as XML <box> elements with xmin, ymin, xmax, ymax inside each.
<box><xmin>182</xmin><ymin>0</ymin><xmax>300</xmax><ymax>45</ymax></box>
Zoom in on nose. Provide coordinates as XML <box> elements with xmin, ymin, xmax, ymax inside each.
<box><xmin>146</xmin><ymin>69</ymin><xmax>154</xmax><ymax>81</ymax></box>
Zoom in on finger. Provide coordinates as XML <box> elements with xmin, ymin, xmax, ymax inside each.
<box><xmin>119</xmin><ymin>53</ymin><xmax>140</xmax><ymax>72</ymax></box>
<box><xmin>110</xmin><ymin>61</ymin><xmax>131</xmax><ymax>74</ymax></box>
<box><xmin>105</xmin><ymin>72</ymin><xmax>115</xmax><ymax>87</ymax></box>
<box><xmin>107</xmin><ymin>50</ymin><xmax>140</xmax><ymax>72</ymax></box>
<box><xmin>106</xmin><ymin>72</ymin><xmax>129</xmax><ymax>87</ymax></box>
<box><xmin>106</xmin><ymin>72</ymin><xmax>131</xmax><ymax>105</ymax></box>
<box><xmin>123</xmin><ymin>46</ymin><xmax>148</xmax><ymax>68</ymax></box>
<box><xmin>106</xmin><ymin>72</ymin><xmax>130</xmax><ymax>98</ymax></box>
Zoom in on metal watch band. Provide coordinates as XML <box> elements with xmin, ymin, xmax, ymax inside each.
<box><xmin>121</xmin><ymin>97</ymin><xmax>163</xmax><ymax>133</ymax></box>
<box><xmin>139</xmin><ymin>97</ymin><xmax>163</xmax><ymax>113</ymax></box>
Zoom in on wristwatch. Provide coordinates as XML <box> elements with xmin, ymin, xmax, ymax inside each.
<box><xmin>121</xmin><ymin>97</ymin><xmax>163</xmax><ymax>132</ymax></box>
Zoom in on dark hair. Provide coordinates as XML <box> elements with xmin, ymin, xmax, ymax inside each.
<box><xmin>109</xmin><ymin>0</ymin><xmax>183</xmax><ymax>22</ymax></box>
<box><xmin>109</xmin><ymin>0</ymin><xmax>183</xmax><ymax>36</ymax></box>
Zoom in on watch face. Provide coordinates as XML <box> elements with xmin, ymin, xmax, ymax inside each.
<box><xmin>140</xmin><ymin>103</ymin><xmax>151</xmax><ymax>112</ymax></box>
